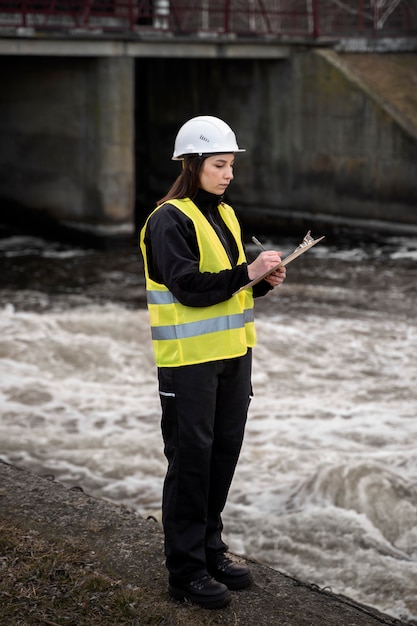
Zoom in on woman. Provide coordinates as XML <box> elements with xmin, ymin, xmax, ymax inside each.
<box><xmin>140</xmin><ymin>115</ymin><xmax>286</xmax><ymax>609</ymax></box>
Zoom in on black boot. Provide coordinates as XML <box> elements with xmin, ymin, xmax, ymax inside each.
<box><xmin>168</xmin><ymin>574</ymin><xmax>232</xmax><ymax>609</ymax></box>
<box><xmin>207</xmin><ymin>553</ymin><xmax>253</xmax><ymax>590</ymax></box>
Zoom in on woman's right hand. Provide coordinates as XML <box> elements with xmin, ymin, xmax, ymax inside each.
<box><xmin>247</xmin><ymin>251</ymin><xmax>283</xmax><ymax>281</ymax></box>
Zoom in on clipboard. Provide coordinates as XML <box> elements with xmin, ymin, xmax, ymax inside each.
<box><xmin>233</xmin><ymin>231</ymin><xmax>325</xmax><ymax>295</ymax></box>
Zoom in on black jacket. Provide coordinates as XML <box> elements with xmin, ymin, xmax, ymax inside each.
<box><xmin>142</xmin><ymin>189</ymin><xmax>272</xmax><ymax>307</ymax></box>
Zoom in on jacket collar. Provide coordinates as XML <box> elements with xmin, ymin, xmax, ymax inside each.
<box><xmin>192</xmin><ymin>188</ymin><xmax>224</xmax><ymax>213</ymax></box>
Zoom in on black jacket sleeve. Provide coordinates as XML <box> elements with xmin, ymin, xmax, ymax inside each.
<box><xmin>143</xmin><ymin>203</ymin><xmax>272</xmax><ymax>307</ymax></box>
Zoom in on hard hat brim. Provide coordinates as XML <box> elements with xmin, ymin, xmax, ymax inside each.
<box><xmin>172</xmin><ymin>149</ymin><xmax>246</xmax><ymax>161</ymax></box>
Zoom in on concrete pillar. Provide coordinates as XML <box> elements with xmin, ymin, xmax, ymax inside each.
<box><xmin>0</xmin><ymin>56</ymin><xmax>135</xmax><ymax>231</ymax></box>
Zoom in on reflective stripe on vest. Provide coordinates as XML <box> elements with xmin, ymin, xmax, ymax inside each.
<box><xmin>151</xmin><ymin>307</ymin><xmax>255</xmax><ymax>340</ymax></box>
<box><xmin>140</xmin><ymin>198</ymin><xmax>256</xmax><ymax>367</ymax></box>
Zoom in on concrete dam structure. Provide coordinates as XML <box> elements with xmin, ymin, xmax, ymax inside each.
<box><xmin>0</xmin><ymin>6</ymin><xmax>416</xmax><ymax>238</ymax></box>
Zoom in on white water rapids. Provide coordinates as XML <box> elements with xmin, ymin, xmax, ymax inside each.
<box><xmin>1</xmin><ymin>231</ymin><xmax>417</xmax><ymax>622</ymax></box>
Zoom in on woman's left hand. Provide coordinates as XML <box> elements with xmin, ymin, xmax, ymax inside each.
<box><xmin>264</xmin><ymin>266</ymin><xmax>286</xmax><ymax>288</ymax></box>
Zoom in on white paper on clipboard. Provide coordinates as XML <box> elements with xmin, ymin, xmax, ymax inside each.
<box><xmin>233</xmin><ymin>233</ymin><xmax>325</xmax><ymax>295</ymax></box>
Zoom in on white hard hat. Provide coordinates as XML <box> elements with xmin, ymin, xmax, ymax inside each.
<box><xmin>172</xmin><ymin>115</ymin><xmax>246</xmax><ymax>160</ymax></box>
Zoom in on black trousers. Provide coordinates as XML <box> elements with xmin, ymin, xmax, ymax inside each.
<box><xmin>158</xmin><ymin>349</ymin><xmax>252</xmax><ymax>581</ymax></box>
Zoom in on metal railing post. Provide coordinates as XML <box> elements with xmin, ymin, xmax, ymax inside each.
<box><xmin>312</xmin><ymin>0</ymin><xmax>319</xmax><ymax>38</ymax></box>
<box><xmin>224</xmin><ymin>0</ymin><xmax>231</xmax><ymax>34</ymax></box>
<box><xmin>373</xmin><ymin>0</ymin><xmax>378</xmax><ymax>35</ymax></box>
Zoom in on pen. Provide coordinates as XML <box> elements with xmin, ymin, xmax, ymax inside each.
<box><xmin>251</xmin><ymin>236</ymin><xmax>266</xmax><ymax>251</ymax></box>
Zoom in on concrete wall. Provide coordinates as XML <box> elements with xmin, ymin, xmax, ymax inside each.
<box><xmin>139</xmin><ymin>51</ymin><xmax>417</xmax><ymax>232</ymax></box>
<box><xmin>1</xmin><ymin>48</ymin><xmax>416</xmax><ymax>236</ymax></box>
<box><xmin>0</xmin><ymin>56</ymin><xmax>134</xmax><ymax>229</ymax></box>
<box><xmin>289</xmin><ymin>50</ymin><xmax>417</xmax><ymax>228</ymax></box>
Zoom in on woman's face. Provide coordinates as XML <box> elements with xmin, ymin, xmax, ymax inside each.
<box><xmin>198</xmin><ymin>153</ymin><xmax>234</xmax><ymax>195</ymax></box>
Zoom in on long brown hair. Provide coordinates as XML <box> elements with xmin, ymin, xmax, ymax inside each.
<box><xmin>157</xmin><ymin>155</ymin><xmax>206</xmax><ymax>206</ymax></box>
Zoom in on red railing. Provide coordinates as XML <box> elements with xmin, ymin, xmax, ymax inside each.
<box><xmin>0</xmin><ymin>0</ymin><xmax>415</xmax><ymax>38</ymax></box>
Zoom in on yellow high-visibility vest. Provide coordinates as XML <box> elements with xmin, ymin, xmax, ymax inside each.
<box><xmin>140</xmin><ymin>197</ymin><xmax>256</xmax><ymax>367</ymax></box>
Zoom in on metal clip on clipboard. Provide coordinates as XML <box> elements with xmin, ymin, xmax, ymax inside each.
<box><xmin>233</xmin><ymin>230</ymin><xmax>325</xmax><ymax>295</ymax></box>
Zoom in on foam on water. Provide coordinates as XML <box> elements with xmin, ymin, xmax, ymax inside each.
<box><xmin>1</xmin><ymin>297</ymin><xmax>417</xmax><ymax>621</ymax></box>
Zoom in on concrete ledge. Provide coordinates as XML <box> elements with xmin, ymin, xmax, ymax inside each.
<box><xmin>0</xmin><ymin>33</ymin><xmax>291</xmax><ymax>58</ymax></box>
<box><xmin>0</xmin><ymin>460</ymin><xmax>403</xmax><ymax>625</ymax></box>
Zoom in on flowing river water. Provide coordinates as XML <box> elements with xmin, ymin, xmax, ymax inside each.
<box><xmin>1</xmin><ymin>222</ymin><xmax>417</xmax><ymax>622</ymax></box>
